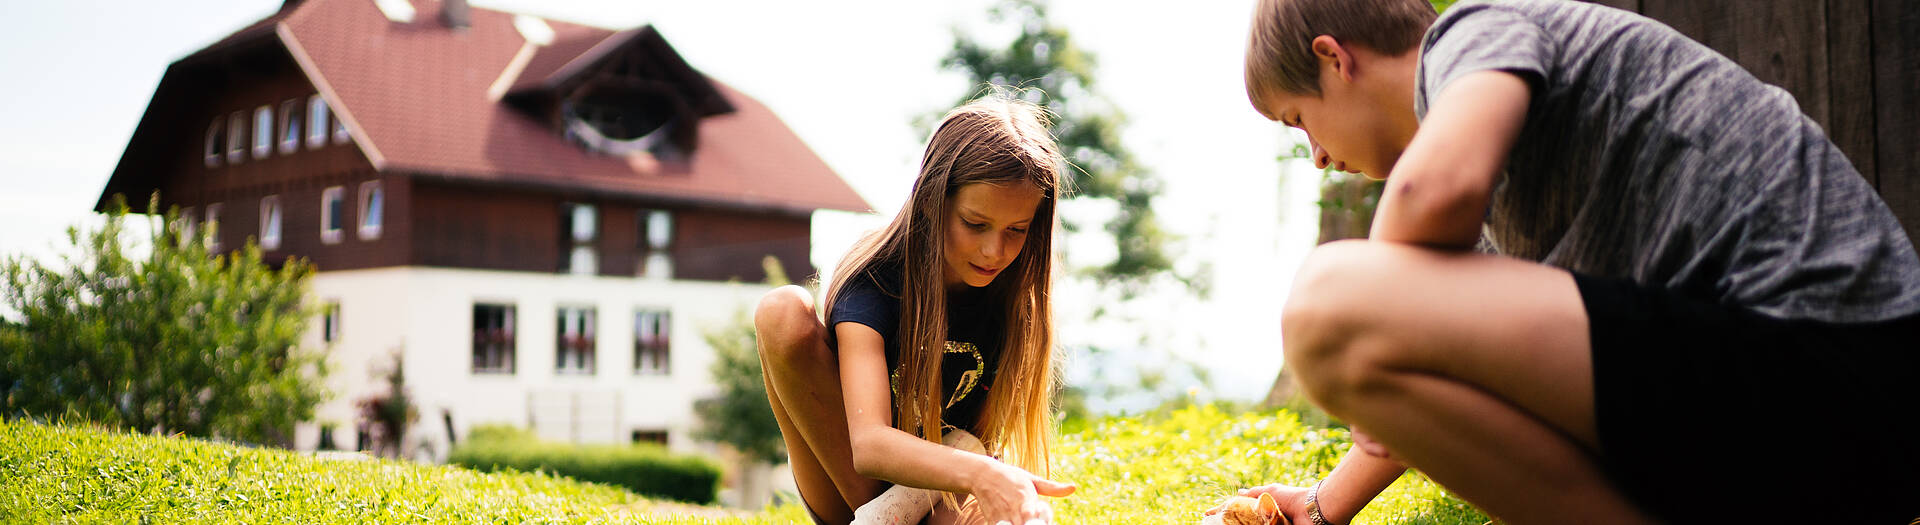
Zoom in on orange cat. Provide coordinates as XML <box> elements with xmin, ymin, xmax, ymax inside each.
<box><xmin>1202</xmin><ymin>492</ymin><xmax>1286</xmax><ymax>525</ymax></box>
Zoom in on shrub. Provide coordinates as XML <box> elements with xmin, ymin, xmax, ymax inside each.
<box><xmin>0</xmin><ymin>194</ymin><xmax>325</xmax><ymax>445</ymax></box>
<box><xmin>450</xmin><ymin>424</ymin><xmax>723</xmax><ymax>504</ymax></box>
<box><xmin>0</xmin><ymin>418</ymin><xmax>633</xmax><ymax>523</ymax></box>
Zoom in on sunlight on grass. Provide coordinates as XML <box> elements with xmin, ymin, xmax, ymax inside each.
<box><xmin>1</xmin><ymin>406</ymin><xmax>1484</xmax><ymax>524</ymax></box>
<box><xmin>1051</xmin><ymin>405</ymin><xmax>1487</xmax><ymax>524</ymax></box>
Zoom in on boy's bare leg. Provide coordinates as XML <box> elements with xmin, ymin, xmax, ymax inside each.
<box><xmin>1283</xmin><ymin>240</ymin><xmax>1653</xmax><ymax>524</ymax></box>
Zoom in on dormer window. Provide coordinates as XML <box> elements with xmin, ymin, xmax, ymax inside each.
<box><xmin>560</xmin><ymin>87</ymin><xmax>680</xmax><ymax>159</ymax></box>
<box><xmin>226</xmin><ymin>111</ymin><xmax>246</xmax><ymax>164</ymax></box>
<box><xmin>252</xmin><ymin>106</ymin><xmax>273</xmax><ymax>159</ymax></box>
<box><xmin>204</xmin><ymin>119</ymin><xmax>223</xmax><ymax>168</ymax></box>
<box><xmin>307</xmin><ymin>95</ymin><xmax>329</xmax><ymax>149</ymax></box>
<box><xmin>279</xmin><ymin>100</ymin><xmax>302</xmax><ymax>154</ymax></box>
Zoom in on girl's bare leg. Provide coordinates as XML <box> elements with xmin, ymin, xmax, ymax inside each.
<box><xmin>1283</xmin><ymin>240</ymin><xmax>1653</xmax><ymax>524</ymax></box>
<box><xmin>757</xmin><ymin>286</ymin><xmax>885</xmax><ymax>524</ymax></box>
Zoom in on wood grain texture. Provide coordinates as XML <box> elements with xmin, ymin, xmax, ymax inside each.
<box><xmin>1872</xmin><ymin>0</ymin><xmax>1920</xmax><ymax>245</ymax></box>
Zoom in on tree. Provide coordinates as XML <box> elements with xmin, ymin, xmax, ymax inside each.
<box><xmin>0</xmin><ymin>194</ymin><xmax>327</xmax><ymax>445</ymax></box>
<box><xmin>693</xmin><ymin>256</ymin><xmax>788</xmax><ymax>466</ymax></box>
<box><xmin>938</xmin><ymin>0</ymin><xmax>1194</xmax><ymax>298</ymax></box>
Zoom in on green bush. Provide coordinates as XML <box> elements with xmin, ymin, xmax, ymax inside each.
<box><xmin>0</xmin><ymin>418</ymin><xmax>633</xmax><ymax>523</ymax></box>
<box><xmin>1</xmin><ymin>194</ymin><xmax>326</xmax><ymax>445</ymax></box>
<box><xmin>449</xmin><ymin>424</ymin><xmax>723</xmax><ymax>504</ymax></box>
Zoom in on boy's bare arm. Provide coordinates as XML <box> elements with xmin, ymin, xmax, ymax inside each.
<box><xmin>1369</xmin><ymin>71</ymin><xmax>1533</xmax><ymax>250</ymax></box>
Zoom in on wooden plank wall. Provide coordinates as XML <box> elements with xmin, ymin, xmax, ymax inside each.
<box><xmin>1584</xmin><ymin>0</ymin><xmax>1920</xmax><ymax>249</ymax></box>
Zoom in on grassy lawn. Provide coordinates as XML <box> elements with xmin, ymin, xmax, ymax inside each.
<box><xmin>0</xmin><ymin>406</ymin><xmax>1485</xmax><ymax>524</ymax></box>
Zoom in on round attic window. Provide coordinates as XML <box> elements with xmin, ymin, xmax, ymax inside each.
<box><xmin>562</xmin><ymin>86</ymin><xmax>680</xmax><ymax>157</ymax></box>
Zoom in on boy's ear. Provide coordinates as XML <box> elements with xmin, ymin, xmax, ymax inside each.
<box><xmin>1311</xmin><ymin>35</ymin><xmax>1356</xmax><ymax>84</ymax></box>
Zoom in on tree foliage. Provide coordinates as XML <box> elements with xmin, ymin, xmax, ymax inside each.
<box><xmin>692</xmin><ymin>257</ymin><xmax>787</xmax><ymax>465</ymax></box>
<box><xmin>0</xmin><ymin>194</ymin><xmax>327</xmax><ymax>445</ymax></box>
<box><xmin>939</xmin><ymin>0</ymin><xmax>1189</xmax><ymax>297</ymax></box>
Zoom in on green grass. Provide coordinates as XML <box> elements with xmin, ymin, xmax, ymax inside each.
<box><xmin>1051</xmin><ymin>404</ymin><xmax>1488</xmax><ymax>524</ymax></box>
<box><xmin>0</xmin><ymin>418</ymin><xmax>789</xmax><ymax>524</ymax></box>
<box><xmin>1</xmin><ymin>406</ymin><xmax>1485</xmax><ymax>524</ymax></box>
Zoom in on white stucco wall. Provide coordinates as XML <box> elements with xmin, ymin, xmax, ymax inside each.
<box><xmin>294</xmin><ymin>266</ymin><xmax>773</xmax><ymax>457</ymax></box>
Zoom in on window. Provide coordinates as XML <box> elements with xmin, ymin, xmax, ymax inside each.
<box><xmin>260</xmin><ymin>196</ymin><xmax>282</xmax><ymax>251</ymax></box>
<box><xmin>307</xmin><ymin>95</ymin><xmax>329</xmax><ymax>149</ymax></box>
<box><xmin>322</xmin><ymin>301</ymin><xmax>341</xmax><ymax>343</ymax></box>
<box><xmin>177</xmin><ymin>206</ymin><xmax>198</xmax><ymax>241</ymax></box>
<box><xmin>332</xmin><ymin>112</ymin><xmax>351</xmax><ymax>144</ymax></box>
<box><xmin>252</xmin><ymin>106</ymin><xmax>273</xmax><ymax>159</ymax></box>
<box><xmin>321</xmin><ymin>186</ymin><xmax>344</xmax><ymax>244</ymax></box>
<box><xmin>205</xmin><ymin>203</ymin><xmax>223</xmax><ymax>251</ymax></box>
<box><xmin>279</xmin><ymin>100</ymin><xmax>302</xmax><ymax>154</ymax></box>
<box><xmin>473</xmin><ymin>303</ymin><xmax>515</xmax><ymax>374</ymax></box>
<box><xmin>556</xmin><ymin>306</ymin><xmax>596</xmax><ymax>374</ymax></box>
<box><xmin>631</xmin><ymin>430</ymin><xmax>667</xmax><ymax>445</ymax></box>
<box><xmin>634</xmin><ymin>310</ymin><xmax>670</xmax><ymax>375</ymax></box>
<box><xmin>358</xmin><ymin>181</ymin><xmax>383</xmax><ymax>240</ymax></box>
<box><xmin>204</xmin><ymin>120</ymin><xmax>223</xmax><ymax>168</ymax></box>
<box><xmin>562</xmin><ymin>203</ymin><xmax>597</xmax><ymax>275</ymax></box>
<box><xmin>639</xmin><ymin>209</ymin><xmax>673</xmax><ymax>279</ymax></box>
<box><xmin>226</xmin><ymin>111</ymin><xmax>246</xmax><ymax>164</ymax></box>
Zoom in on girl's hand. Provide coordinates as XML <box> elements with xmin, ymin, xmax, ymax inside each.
<box><xmin>966</xmin><ymin>460</ymin><xmax>1075</xmax><ymax>525</ymax></box>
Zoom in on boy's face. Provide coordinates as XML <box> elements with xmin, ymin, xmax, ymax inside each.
<box><xmin>1258</xmin><ymin>86</ymin><xmax>1399</xmax><ymax>179</ymax></box>
<box><xmin>1254</xmin><ymin>38</ymin><xmax>1415</xmax><ymax>179</ymax></box>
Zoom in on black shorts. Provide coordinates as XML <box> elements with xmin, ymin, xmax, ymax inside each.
<box><xmin>1577</xmin><ymin>273</ymin><xmax>1920</xmax><ymax>523</ymax></box>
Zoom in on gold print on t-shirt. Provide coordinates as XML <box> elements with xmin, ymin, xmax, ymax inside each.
<box><xmin>943</xmin><ymin>341</ymin><xmax>985</xmax><ymax>409</ymax></box>
<box><xmin>889</xmin><ymin>340</ymin><xmax>988</xmax><ymax>411</ymax></box>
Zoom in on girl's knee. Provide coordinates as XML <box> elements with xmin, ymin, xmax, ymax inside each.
<box><xmin>754</xmin><ymin>285</ymin><xmax>824</xmax><ymax>362</ymax></box>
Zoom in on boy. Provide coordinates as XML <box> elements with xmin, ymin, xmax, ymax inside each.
<box><xmin>1226</xmin><ymin>0</ymin><xmax>1920</xmax><ymax>522</ymax></box>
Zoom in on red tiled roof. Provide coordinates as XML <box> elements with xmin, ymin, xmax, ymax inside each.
<box><xmin>259</xmin><ymin>0</ymin><xmax>867</xmax><ymax>214</ymax></box>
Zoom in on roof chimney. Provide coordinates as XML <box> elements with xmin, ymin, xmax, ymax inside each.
<box><xmin>441</xmin><ymin>0</ymin><xmax>470</xmax><ymax>30</ymax></box>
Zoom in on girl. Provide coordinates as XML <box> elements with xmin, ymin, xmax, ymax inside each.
<box><xmin>754</xmin><ymin>95</ymin><xmax>1073</xmax><ymax>525</ymax></box>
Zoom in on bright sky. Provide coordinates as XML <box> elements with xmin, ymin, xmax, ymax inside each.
<box><xmin>0</xmin><ymin>0</ymin><xmax>1325</xmax><ymax>407</ymax></box>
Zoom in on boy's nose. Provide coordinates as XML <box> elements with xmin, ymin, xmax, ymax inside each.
<box><xmin>1310</xmin><ymin>139</ymin><xmax>1333</xmax><ymax>170</ymax></box>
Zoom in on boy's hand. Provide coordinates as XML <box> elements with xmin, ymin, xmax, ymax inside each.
<box><xmin>1202</xmin><ymin>484</ymin><xmax>1316</xmax><ymax>525</ymax></box>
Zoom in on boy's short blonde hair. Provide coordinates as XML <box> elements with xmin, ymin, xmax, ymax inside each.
<box><xmin>1244</xmin><ymin>0</ymin><xmax>1437</xmax><ymax>103</ymax></box>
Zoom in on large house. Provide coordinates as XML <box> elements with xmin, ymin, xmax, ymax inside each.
<box><xmin>95</xmin><ymin>0</ymin><xmax>868</xmax><ymax>459</ymax></box>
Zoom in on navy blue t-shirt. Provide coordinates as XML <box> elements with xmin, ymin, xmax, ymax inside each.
<box><xmin>826</xmin><ymin>260</ymin><xmax>1003</xmax><ymax>432</ymax></box>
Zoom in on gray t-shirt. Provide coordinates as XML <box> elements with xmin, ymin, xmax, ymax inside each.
<box><xmin>1415</xmin><ymin>0</ymin><xmax>1920</xmax><ymax>322</ymax></box>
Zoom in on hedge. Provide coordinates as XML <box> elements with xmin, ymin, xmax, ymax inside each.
<box><xmin>0</xmin><ymin>418</ymin><xmax>635</xmax><ymax>523</ymax></box>
<box><xmin>449</xmin><ymin>425</ymin><xmax>723</xmax><ymax>504</ymax></box>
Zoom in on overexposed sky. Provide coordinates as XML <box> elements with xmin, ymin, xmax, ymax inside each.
<box><xmin>0</xmin><ymin>0</ymin><xmax>1324</xmax><ymax>406</ymax></box>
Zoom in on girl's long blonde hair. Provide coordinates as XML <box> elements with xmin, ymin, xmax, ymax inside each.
<box><xmin>821</xmin><ymin>94</ymin><xmax>1066</xmax><ymax>476</ymax></box>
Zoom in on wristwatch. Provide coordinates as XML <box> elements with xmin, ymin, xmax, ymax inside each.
<box><xmin>1304</xmin><ymin>481</ymin><xmax>1333</xmax><ymax>525</ymax></box>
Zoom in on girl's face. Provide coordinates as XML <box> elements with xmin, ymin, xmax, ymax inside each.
<box><xmin>943</xmin><ymin>180</ymin><xmax>1044</xmax><ymax>288</ymax></box>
